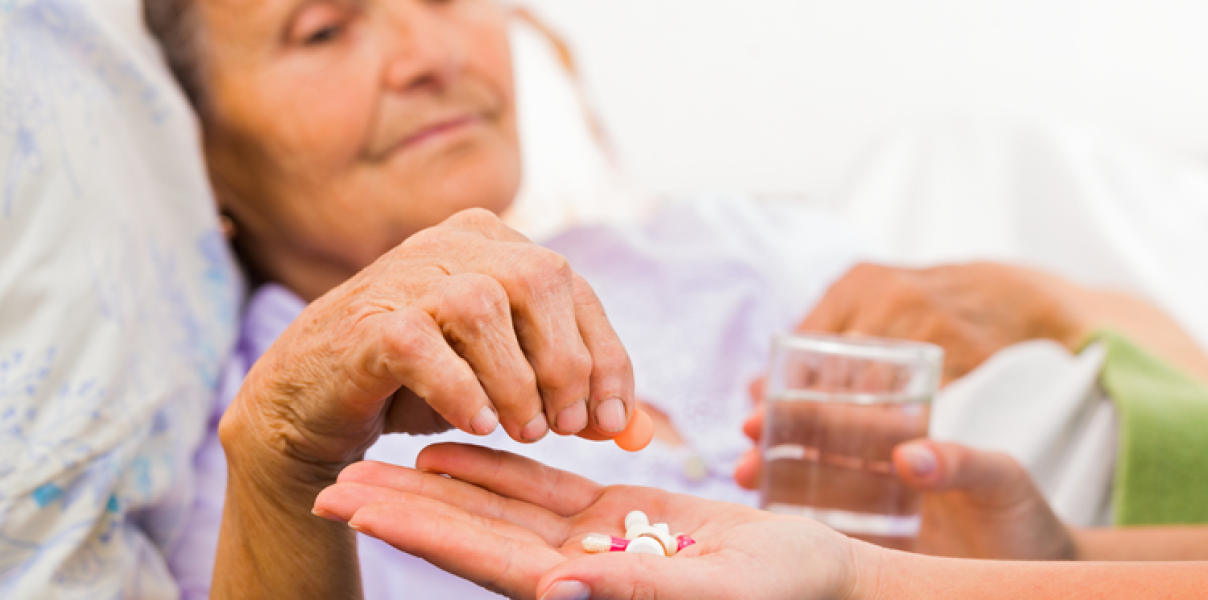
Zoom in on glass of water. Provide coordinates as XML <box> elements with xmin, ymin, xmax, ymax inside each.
<box><xmin>759</xmin><ymin>332</ymin><xmax>943</xmax><ymax>550</ymax></box>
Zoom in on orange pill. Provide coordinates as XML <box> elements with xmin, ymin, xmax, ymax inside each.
<box><xmin>613</xmin><ymin>409</ymin><xmax>654</xmax><ymax>452</ymax></box>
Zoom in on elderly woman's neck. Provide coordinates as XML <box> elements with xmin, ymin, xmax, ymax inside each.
<box><xmin>237</xmin><ymin>238</ymin><xmax>357</xmax><ymax>304</ymax></box>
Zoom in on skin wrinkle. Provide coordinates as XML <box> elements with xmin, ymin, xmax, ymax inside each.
<box><xmin>539</xmin><ymin>464</ymin><xmax>566</xmax><ymax>519</ymax></box>
<box><xmin>481</xmin><ymin>533</ymin><xmax>522</xmax><ymax>596</ymax></box>
<box><xmin>194</xmin><ymin>0</ymin><xmax>522</xmax><ymax>300</ymax></box>
<box><xmin>154</xmin><ymin>1</ymin><xmax>643</xmax><ymax>596</ymax></box>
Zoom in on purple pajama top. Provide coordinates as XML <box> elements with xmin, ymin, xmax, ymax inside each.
<box><xmin>169</xmin><ymin>196</ymin><xmax>862</xmax><ymax>598</ymax></box>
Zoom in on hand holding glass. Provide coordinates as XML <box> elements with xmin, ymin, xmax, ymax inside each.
<box><xmin>759</xmin><ymin>333</ymin><xmax>942</xmax><ymax>550</ymax></box>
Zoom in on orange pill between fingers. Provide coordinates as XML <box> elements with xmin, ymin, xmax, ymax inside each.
<box><xmin>613</xmin><ymin>409</ymin><xmax>654</xmax><ymax>452</ymax></box>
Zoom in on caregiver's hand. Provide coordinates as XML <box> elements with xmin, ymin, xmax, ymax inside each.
<box><xmin>220</xmin><ymin>208</ymin><xmax>636</xmax><ymax>483</ymax></box>
<box><xmin>799</xmin><ymin>262</ymin><xmax>1089</xmax><ymax>383</ymax></box>
<box><xmin>735</xmin><ymin>412</ymin><xmax>1075</xmax><ymax>561</ymax></box>
<box><xmin>313</xmin><ymin>443</ymin><xmax>869</xmax><ymax>600</ymax></box>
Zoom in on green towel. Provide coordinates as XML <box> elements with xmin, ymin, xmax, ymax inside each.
<box><xmin>1092</xmin><ymin>330</ymin><xmax>1208</xmax><ymax>525</ymax></box>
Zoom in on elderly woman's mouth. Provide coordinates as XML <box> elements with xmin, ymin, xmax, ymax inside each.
<box><xmin>371</xmin><ymin>115</ymin><xmax>489</xmax><ymax>161</ymax></box>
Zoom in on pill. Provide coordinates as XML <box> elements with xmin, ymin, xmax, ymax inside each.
<box><xmin>652</xmin><ymin>523</ymin><xmax>671</xmax><ymax>537</ymax></box>
<box><xmin>582</xmin><ymin>534</ymin><xmax>629</xmax><ymax>554</ymax></box>
<box><xmin>625</xmin><ymin>525</ymin><xmax>652</xmax><ymax>541</ymax></box>
<box><xmin>624</xmin><ymin>510</ymin><xmax>649</xmax><ymax>531</ymax></box>
<box><xmin>676</xmin><ymin>535</ymin><xmax>696</xmax><ymax>552</ymax></box>
<box><xmin>624</xmin><ymin>536</ymin><xmax>665</xmax><ymax>555</ymax></box>
<box><xmin>638</xmin><ymin>531</ymin><xmax>676</xmax><ymax>556</ymax></box>
<box><xmin>613</xmin><ymin>409</ymin><xmax>654</xmax><ymax>452</ymax></box>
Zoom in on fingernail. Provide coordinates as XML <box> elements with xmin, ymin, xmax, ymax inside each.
<box><xmin>595</xmin><ymin>396</ymin><xmax>627</xmax><ymax>433</ymax></box>
<box><xmin>540</xmin><ymin>580</ymin><xmax>591</xmax><ymax>600</ymax></box>
<box><xmin>900</xmin><ymin>444</ymin><xmax>937</xmax><ymax>477</ymax></box>
<box><xmin>311</xmin><ymin>508</ymin><xmax>342</xmax><ymax>522</ymax></box>
<box><xmin>471</xmin><ymin>406</ymin><xmax>499</xmax><ymax>436</ymax></box>
<box><xmin>556</xmin><ymin>400</ymin><xmax>588</xmax><ymax>434</ymax></box>
<box><xmin>521</xmin><ymin>413</ymin><xmax>549</xmax><ymax>442</ymax></box>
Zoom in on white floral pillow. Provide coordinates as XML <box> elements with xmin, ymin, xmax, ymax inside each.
<box><xmin>0</xmin><ymin>1</ymin><xmax>241</xmax><ymax>597</ymax></box>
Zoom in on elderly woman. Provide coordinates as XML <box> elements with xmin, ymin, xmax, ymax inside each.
<box><xmin>132</xmin><ymin>0</ymin><xmax>1208</xmax><ymax>599</ymax></box>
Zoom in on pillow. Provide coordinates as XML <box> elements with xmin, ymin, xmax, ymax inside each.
<box><xmin>0</xmin><ymin>1</ymin><xmax>240</xmax><ymax>596</ymax></box>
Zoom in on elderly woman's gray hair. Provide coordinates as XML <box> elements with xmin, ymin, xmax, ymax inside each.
<box><xmin>143</xmin><ymin>0</ymin><xmax>206</xmax><ymax>112</ymax></box>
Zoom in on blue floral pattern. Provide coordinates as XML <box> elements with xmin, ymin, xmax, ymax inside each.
<box><xmin>0</xmin><ymin>0</ymin><xmax>241</xmax><ymax>597</ymax></box>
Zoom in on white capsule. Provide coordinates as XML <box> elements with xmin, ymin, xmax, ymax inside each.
<box><xmin>624</xmin><ymin>510</ymin><xmax>649</xmax><ymax>531</ymax></box>
<box><xmin>652</xmin><ymin>523</ymin><xmax>671</xmax><ymax>537</ymax></box>
<box><xmin>624</xmin><ymin>536</ymin><xmax>665</xmax><ymax>555</ymax></box>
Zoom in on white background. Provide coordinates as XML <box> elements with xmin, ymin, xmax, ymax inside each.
<box><xmin>517</xmin><ymin>0</ymin><xmax>1208</xmax><ymax>199</ymax></box>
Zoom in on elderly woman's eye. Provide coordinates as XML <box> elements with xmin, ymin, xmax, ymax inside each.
<box><xmin>291</xmin><ymin>5</ymin><xmax>347</xmax><ymax>47</ymax></box>
<box><xmin>303</xmin><ymin>24</ymin><xmax>343</xmax><ymax>46</ymax></box>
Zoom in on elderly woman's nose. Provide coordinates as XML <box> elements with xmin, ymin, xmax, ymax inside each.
<box><xmin>379</xmin><ymin>1</ymin><xmax>467</xmax><ymax>92</ymax></box>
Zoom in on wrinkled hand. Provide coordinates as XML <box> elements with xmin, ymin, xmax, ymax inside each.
<box><xmin>220</xmin><ymin>209</ymin><xmax>636</xmax><ymax>481</ymax></box>
<box><xmin>735</xmin><ymin>408</ymin><xmax>1075</xmax><ymax>560</ymax></box>
<box><xmin>800</xmin><ymin>262</ymin><xmax>1089</xmax><ymax>383</ymax></box>
<box><xmin>313</xmin><ymin>443</ymin><xmax>866</xmax><ymax>600</ymax></box>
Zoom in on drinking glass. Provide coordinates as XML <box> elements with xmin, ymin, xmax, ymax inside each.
<box><xmin>759</xmin><ymin>333</ymin><xmax>943</xmax><ymax>550</ymax></box>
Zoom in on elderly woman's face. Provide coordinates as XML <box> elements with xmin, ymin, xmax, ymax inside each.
<box><xmin>198</xmin><ymin>0</ymin><xmax>520</xmax><ymax>296</ymax></box>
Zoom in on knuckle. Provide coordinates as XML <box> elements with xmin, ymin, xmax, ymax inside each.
<box><xmin>441</xmin><ymin>275</ymin><xmax>509</xmax><ymax>330</ymax></box>
<box><xmin>381</xmin><ymin>308</ymin><xmax>435</xmax><ymax>358</ymax></box>
<box><xmin>448</xmin><ymin>207</ymin><xmax>500</xmax><ymax>230</ymax></box>
<box><xmin>399</xmin><ymin>224</ymin><xmax>453</xmax><ymax>254</ymax></box>
<box><xmin>536</xmin><ymin>345</ymin><xmax>593</xmax><ymax>388</ymax></box>
<box><xmin>512</xmin><ymin>248</ymin><xmax>573</xmax><ymax>290</ymax></box>
<box><xmin>589</xmin><ymin>340</ymin><xmax>632</xmax><ymax>379</ymax></box>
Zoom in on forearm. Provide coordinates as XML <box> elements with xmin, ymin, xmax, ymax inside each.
<box><xmin>1073</xmin><ymin>526</ymin><xmax>1208</xmax><ymax>562</ymax></box>
<box><xmin>1072</xmin><ymin>286</ymin><xmax>1208</xmax><ymax>384</ymax></box>
<box><xmin>852</xmin><ymin>541</ymin><xmax>1208</xmax><ymax>600</ymax></box>
<box><xmin>211</xmin><ymin>419</ymin><xmax>362</xmax><ymax>600</ymax></box>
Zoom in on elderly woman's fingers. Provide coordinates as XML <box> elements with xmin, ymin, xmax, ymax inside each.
<box><xmin>406</xmin><ymin>209</ymin><xmax>634</xmax><ymax>439</ymax></box>
<box><xmin>434</xmin><ymin>273</ymin><xmax>546</xmax><ymax>442</ymax></box>
<box><xmin>570</xmin><ymin>275</ymin><xmax>636</xmax><ymax>437</ymax></box>
<box><xmin>348</xmin><ymin>307</ymin><xmax>500</xmax><ymax>437</ymax></box>
<box><xmin>416</xmin><ymin>443</ymin><xmax>604</xmax><ymax>518</ymax></box>
<box><xmin>346</xmin><ymin>500</ymin><xmax>563</xmax><ymax>600</ymax></box>
<box><xmin>797</xmin><ymin>264</ymin><xmax>871</xmax><ymax>334</ymax></box>
<box><xmin>489</xmin><ymin>246</ymin><xmax>596</xmax><ymax>436</ymax></box>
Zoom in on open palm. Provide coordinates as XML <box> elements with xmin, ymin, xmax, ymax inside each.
<box><xmin>313</xmin><ymin>443</ymin><xmax>861</xmax><ymax>600</ymax></box>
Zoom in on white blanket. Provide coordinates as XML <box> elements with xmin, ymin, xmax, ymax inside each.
<box><xmin>832</xmin><ymin>115</ymin><xmax>1208</xmax><ymax>353</ymax></box>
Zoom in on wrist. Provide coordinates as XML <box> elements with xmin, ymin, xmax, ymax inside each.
<box><xmin>843</xmin><ymin>539</ymin><xmax>887</xmax><ymax>600</ymax></box>
<box><xmin>219</xmin><ymin>396</ymin><xmax>348</xmax><ymax>491</ymax></box>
